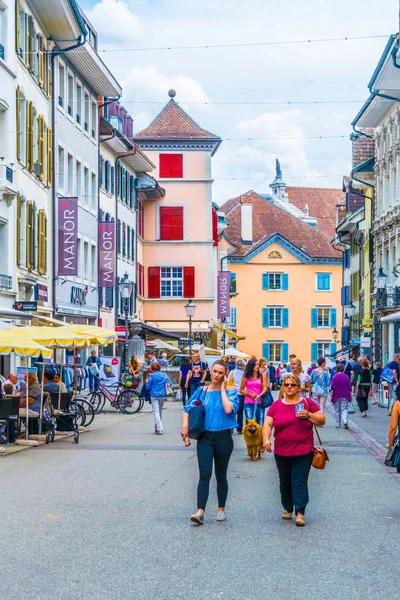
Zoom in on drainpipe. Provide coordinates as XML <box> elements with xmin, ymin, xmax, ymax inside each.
<box><xmin>114</xmin><ymin>148</ymin><xmax>140</xmax><ymax>326</ymax></box>
<box><xmin>134</xmin><ymin>177</ymin><xmax>139</xmax><ymax>314</ymax></box>
<box><xmin>51</xmin><ymin>32</ymin><xmax>87</xmax><ymax>323</ymax></box>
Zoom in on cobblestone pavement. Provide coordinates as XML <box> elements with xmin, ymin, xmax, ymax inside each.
<box><xmin>2</xmin><ymin>401</ymin><xmax>400</xmax><ymax>600</ymax></box>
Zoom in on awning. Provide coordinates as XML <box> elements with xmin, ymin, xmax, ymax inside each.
<box><xmin>381</xmin><ymin>312</ymin><xmax>400</xmax><ymax>322</ymax></box>
<box><xmin>327</xmin><ymin>344</ymin><xmax>359</xmax><ymax>359</ymax></box>
<box><xmin>213</xmin><ymin>323</ymin><xmax>246</xmax><ymax>341</ymax></box>
<box><xmin>144</xmin><ymin>321</ymin><xmax>209</xmax><ymax>335</ymax></box>
<box><xmin>0</xmin><ymin>306</ymin><xmax>33</xmax><ymax>320</ymax></box>
<box><xmin>31</xmin><ymin>315</ymin><xmax>66</xmax><ymax>327</ymax></box>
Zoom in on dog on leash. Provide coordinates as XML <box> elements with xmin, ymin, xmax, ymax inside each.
<box><xmin>243</xmin><ymin>418</ymin><xmax>263</xmax><ymax>461</ymax></box>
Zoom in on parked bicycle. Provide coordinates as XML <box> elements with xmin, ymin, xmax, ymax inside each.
<box><xmin>86</xmin><ymin>380</ymin><xmax>143</xmax><ymax>415</ymax></box>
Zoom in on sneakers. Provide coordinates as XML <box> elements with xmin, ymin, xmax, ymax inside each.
<box><xmin>216</xmin><ymin>513</ymin><xmax>226</xmax><ymax>522</ymax></box>
<box><xmin>190</xmin><ymin>513</ymin><xmax>204</xmax><ymax>525</ymax></box>
<box><xmin>344</xmin><ymin>423</ymin><xmax>349</xmax><ymax>429</ymax></box>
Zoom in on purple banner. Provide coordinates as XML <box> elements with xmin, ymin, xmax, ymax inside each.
<box><xmin>58</xmin><ymin>197</ymin><xmax>78</xmax><ymax>276</ymax></box>
<box><xmin>98</xmin><ymin>221</ymin><xmax>116</xmax><ymax>287</ymax></box>
<box><xmin>217</xmin><ymin>271</ymin><xmax>230</xmax><ymax>320</ymax></box>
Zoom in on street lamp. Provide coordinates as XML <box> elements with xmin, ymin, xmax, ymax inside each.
<box><xmin>332</xmin><ymin>327</ymin><xmax>338</xmax><ymax>341</ymax></box>
<box><xmin>119</xmin><ymin>272</ymin><xmax>134</xmax><ymax>374</ymax></box>
<box><xmin>377</xmin><ymin>266</ymin><xmax>388</xmax><ymax>290</ymax></box>
<box><xmin>221</xmin><ymin>318</ymin><xmax>228</xmax><ymax>355</ymax></box>
<box><xmin>343</xmin><ymin>313</ymin><xmax>350</xmax><ymax>327</ymax></box>
<box><xmin>185</xmin><ymin>299</ymin><xmax>196</xmax><ymax>358</ymax></box>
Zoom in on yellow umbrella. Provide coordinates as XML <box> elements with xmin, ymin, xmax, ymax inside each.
<box><xmin>66</xmin><ymin>325</ymin><xmax>118</xmax><ymax>346</ymax></box>
<box><xmin>0</xmin><ymin>335</ymin><xmax>52</xmax><ymax>358</ymax></box>
<box><xmin>1</xmin><ymin>326</ymin><xmax>90</xmax><ymax>349</ymax></box>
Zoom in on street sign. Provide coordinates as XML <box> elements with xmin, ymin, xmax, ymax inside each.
<box><xmin>14</xmin><ymin>301</ymin><xmax>37</xmax><ymax>312</ymax></box>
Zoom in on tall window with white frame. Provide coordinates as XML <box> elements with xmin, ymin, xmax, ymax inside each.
<box><xmin>83</xmin><ymin>166</ymin><xmax>89</xmax><ymax>208</ymax></box>
<box><xmin>317</xmin><ymin>342</ymin><xmax>330</xmax><ymax>358</ymax></box>
<box><xmin>160</xmin><ymin>267</ymin><xmax>183</xmax><ymax>297</ymax></box>
<box><xmin>91</xmin><ymin>172</ymin><xmax>97</xmax><ymax>211</ymax></box>
<box><xmin>270</xmin><ymin>343</ymin><xmax>282</xmax><ymax>362</ymax></box>
<box><xmin>76</xmin><ymin>160</ymin><xmax>82</xmax><ymax>203</ymax></box>
<box><xmin>76</xmin><ymin>81</ymin><xmax>82</xmax><ymax>125</ymax></box>
<box><xmin>0</xmin><ymin>219</ymin><xmax>7</xmax><ymax>276</ymax></box>
<box><xmin>67</xmin><ymin>153</ymin><xmax>73</xmax><ymax>195</ymax></box>
<box><xmin>317</xmin><ymin>307</ymin><xmax>329</xmax><ymax>327</ymax></box>
<box><xmin>58</xmin><ymin>146</ymin><xmax>65</xmax><ymax>191</ymax></box>
<box><xmin>67</xmin><ymin>72</ymin><xmax>74</xmax><ymax>117</ymax></box>
<box><xmin>269</xmin><ymin>307</ymin><xmax>282</xmax><ymax>327</ymax></box>
<box><xmin>84</xmin><ymin>91</ymin><xmax>90</xmax><ymax>133</ymax></box>
<box><xmin>0</xmin><ymin>6</ymin><xmax>6</xmax><ymax>60</ymax></box>
<box><xmin>58</xmin><ymin>62</ymin><xmax>65</xmax><ymax>108</ymax></box>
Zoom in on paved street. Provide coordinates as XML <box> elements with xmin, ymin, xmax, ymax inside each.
<box><xmin>2</xmin><ymin>400</ymin><xmax>400</xmax><ymax>600</ymax></box>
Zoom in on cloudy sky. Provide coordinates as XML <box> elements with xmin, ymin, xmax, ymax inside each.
<box><xmin>81</xmin><ymin>0</ymin><xmax>398</xmax><ymax>205</ymax></box>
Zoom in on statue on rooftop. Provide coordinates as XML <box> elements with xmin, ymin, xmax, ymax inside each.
<box><xmin>276</xmin><ymin>158</ymin><xmax>282</xmax><ymax>179</ymax></box>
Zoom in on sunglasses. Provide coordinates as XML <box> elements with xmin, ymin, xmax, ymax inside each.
<box><xmin>284</xmin><ymin>383</ymin><xmax>298</xmax><ymax>388</ymax></box>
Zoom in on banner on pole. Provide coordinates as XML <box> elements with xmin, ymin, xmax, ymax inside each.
<box><xmin>58</xmin><ymin>197</ymin><xmax>78</xmax><ymax>276</ymax></box>
<box><xmin>217</xmin><ymin>271</ymin><xmax>230</xmax><ymax>320</ymax></box>
<box><xmin>98</xmin><ymin>221</ymin><xmax>116</xmax><ymax>287</ymax></box>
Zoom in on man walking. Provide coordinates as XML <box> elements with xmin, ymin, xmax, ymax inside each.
<box><xmin>185</xmin><ymin>352</ymin><xmax>208</xmax><ymax>398</ymax></box>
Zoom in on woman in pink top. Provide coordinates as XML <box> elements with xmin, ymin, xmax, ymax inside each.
<box><xmin>240</xmin><ymin>358</ymin><xmax>268</xmax><ymax>425</ymax></box>
<box><xmin>262</xmin><ymin>373</ymin><xmax>325</xmax><ymax>526</ymax></box>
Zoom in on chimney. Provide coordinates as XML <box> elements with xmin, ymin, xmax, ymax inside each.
<box><xmin>241</xmin><ymin>197</ymin><xmax>253</xmax><ymax>245</ymax></box>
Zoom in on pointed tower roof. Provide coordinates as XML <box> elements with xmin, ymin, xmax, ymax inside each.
<box><xmin>134</xmin><ymin>90</ymin><xmax>222</xmax><ymax>155</ymax></box>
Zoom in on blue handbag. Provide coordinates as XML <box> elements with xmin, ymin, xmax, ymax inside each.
<box><xmin>260</xmin><ymin>390</ymin><xmax>273</xmax><ymax>409</ymax></box>
<box><xmin>188</xmin><ymin>387</ymin><xmax>207</xmax><ymax>440</ymax></box>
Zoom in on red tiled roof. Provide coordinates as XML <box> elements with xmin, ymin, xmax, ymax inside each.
<box><xmin>351</xmin><ymin>129</ymin><xmax>375</xmax><ymax>168</ymax></box>
<box><xmin>134</xmin><ymin>99</ymin><xmax>221</xmax><ymax>140</ymax></box>
<box><xmin>286</xmin><ymin>187</ymin><xmax>344</xmax><ymax>238</ymax></box>
<box><xmin>220</xmin><ymin>191</ymin><xmax>341</xmax><ymax>259</ymax></box>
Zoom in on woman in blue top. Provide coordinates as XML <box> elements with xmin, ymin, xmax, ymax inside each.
<box><xmin>181</xmin><ymin>360</ymin><xmax>239</xmax><ymax>525</ymax></box>
<box><xmin>145</xmin><ymin>363</ymin><xmax>172</xmax><ymax>435</ymax></box>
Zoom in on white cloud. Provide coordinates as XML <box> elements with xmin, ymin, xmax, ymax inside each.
<box><xmin>85</xmin><ymin>0</ymin><xmax>144</xmax><ymax>44</ymax></box>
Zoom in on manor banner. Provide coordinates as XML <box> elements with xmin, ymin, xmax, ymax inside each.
<box><xmin>98</xmin><ymin>221</ymin><xmax>116</xmax><ymax>287</ymax></box>
<box><xmin>58</xmin><ymin>197</ymin><xmax>78</xmax><ymax>276</ymax></box>
<box><xmin>217</xmin><ymin>271</ymin><xmax>230</xmax><ymax>320</ymax></box>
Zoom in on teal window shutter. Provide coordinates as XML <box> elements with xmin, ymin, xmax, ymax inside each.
<box><xmin>262</xmin><ymin>308</ymin><xmax>270</xmax><ymax>327</ymax></box>
<box><xmin>329</xmin><ymin>308</ymin><xmax>337</xmax><ymax>327</ymax></box>
<box><xmin>230</xmin><ymin>307</ymin><xmax>237</xmax><ymax>327</ymax></box>
<box><xmin>330</xmin><ymin>342</ymin><xmax>337</xmax><ymax>355</ymax></box>
<box><xmin>262</xmin><ymin>343</ymin><xmax>270</xmax><ymax>361</ymax></box>
<box><xmin>282</xmin><ymin>273</ymin><xmax>288</xmax><ymax>290</ymax></box>
<box><xmin>282</xmin><ymin>308</ymin><xmax>289</xmax><ymax>327</ymax></box>
<box><xmin>281</xmin><ymin>343</ymin><xmax>289</xmax><ymax>363</ymax></box>
<box><xmin>262</xmin><ymin>273</ymin><xmax>269</xmax><ymax>290</ymax></box>
<box><xmin>317</xmin><ymin>273</ymin><xmax>331</xmax><ymax>290</ymax></box>
<box><xmin>311</xmin><ymin>343</ymin><xmax>318</xmax><ymax>362</ymax></box>
<box><xmin>311</xmin><ymin>308</ymin><xmax>318</xmax><ymax>328</ymax></box>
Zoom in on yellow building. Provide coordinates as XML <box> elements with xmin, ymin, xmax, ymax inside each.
<box><xmin>220</xmin><ymin>190</ymin><xmax>343</xmax><ymax>363</ymax></box>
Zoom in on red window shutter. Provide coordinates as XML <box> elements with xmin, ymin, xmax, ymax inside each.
<box><xmin>148</xmin><ymin>266</ymin><xmax>160</xmax><ymax>298</ymax></box>
<box><xmin>159</xmin><ymin>154</ymin><xmax>183</xmax><ymax>178</ymax></box>
<box><xmin>159</xmin><ymin>206</ymin><xmax>173</xmax><ymax>240</ymax></box>
<box><xmin>183</xmin><ymin>266</ymin><xmax>195</xmax><ymax>298</ymax></box>
<box><xmin>212</xmin><ymin>209</ymin><xmax>218</xmax><ymax>246</ymax></box>
<box><xmin>172</xmin><ymin>207</ymin><xmax>184</xmax><ymax>240</ymax></box>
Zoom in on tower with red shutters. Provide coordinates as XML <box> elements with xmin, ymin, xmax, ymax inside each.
<box><xmin>133</xmin><ymin>90</ymin><xmax>222</xmax><ymax>337</ymax></box>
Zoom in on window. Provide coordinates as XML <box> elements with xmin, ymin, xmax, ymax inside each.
<box><xmin>311</xmin><ymin>307</ymin><xmax>337</xmax><ymax>328</ymax></box>
<box><xmin>105</xmin><ymin>160</ymin><xmax>110</xmax><ymax>192</ymax></box>
<box><xmin>84</xmin><ymin>91</ymin><xmax>90</xmax><ymax>133</ymax></box>
<box><xmin>77</xmin><ymin>237</ymin><xmax>82</xmax><ymax>278</ymax></box>
<box><xmin>19</xmin><ymin>10</ymin><xmax>26</xmax><ymax>59</ymax></box>
<box><xmin>91</xmin><ymin>244</ymin><xmax>96</xmax><ymax>283</ymax></box>
<box><xmin>159</xmin><ymin>206</ymin><xmax>184</xmax><ymax>240</ymax></box>
<box><xmin>262</xmin><ymin>342</ymin><xmax>289</xmax><ymax>363</ymax></box>
<box><xmin>76</xmin><ymin>81</ymin><xmax>82</xmax><ymax>124</ymax></box>
<box><xmin>117</xmin><ymin>219</ymin><xmax>121</xmax><ymax>254</ymax></box>
<box><xmin>0</xmin><ymin>8</ymin><xmax>5</xmax><ymax>61</ymax></box>
<box><xmin>67</xmin><ymin>153</ymin><xmax>74</xmax><ymax>195</ymax></box>
<box><xmin>262</xmin><ymin>307</ymin><xmax>288</xmax><ymax>328</ymax></box>
<box><xmin>311</xmin><ymin>342</ymin><xmax>336</xmax><ymax>362</ymax></box>
<box><xmin>16</xmin><ymin>196</ymin><xmax>27</xmax><ymax>267</ymax></box>
<box><xmin>262</xmin><ymin>273</ymin><xmax>288</xmax><ymax>290</ymax></box>
<box><xmin>91</xmin><ymin>100</ymin><xmax>97</xmax><ymax>138</ymax></box>
<box><xmin>67</xmin><ymin>72</ymin><xmax>74</xmax><ymax>117</ymax></box>
<box><xmin>76</xmin><ymin>160</ymin><xmax>82</xmax><ymax>203</ymax></box>
<box><xmin>122</xmin><ymin>222</ymin><xmax>126</xmax><ymax>257</ymax></box>
<box><xmin>0</xmin><ymin>220</ymin><xmax>7</xmax><ymax>274</ymax></box>
<box><xmin>341</xmin><ymin>285</ymin><xmax>350</xmax><ymax>306</ymax></box>
<box><xmin>83</xmin><ymin>241</ymin><xmax>89</xmax><ymax>281</ymax></box>
<box><xmin>137</xmin><ymin>263</ymin><xmax>144</xmax><ymax>297</ymax></box>
<box><xmin>127</xmin><ymin>225</ymin><xmax>131</xmax><ymax>260</ymax></box>
<box><xmin>58</xmin><ymin>62</ymin><xmax>65</xmax><ymax>108</ymax></box>
<box><xmin>316</xmin><ymin>272</ymin><xmax>331</xmax><ymax>291</ymax></box>
<box><xmin>230</xmin><ymin>272</ymin><xmax>236</xmax><ymax>294</ymax></box>
<box><xmin>230</xmin><ymin>307</ymin><xmax>237</xmax><ymax>327</ymax></box>
<box><xmin>268</xmin><ymin>250</ymin><xmax>282</xmax><ymax>259</ymax></box>
<box><xmin>138</xmin><ymin>200</ymin><xmax>144</xmax><ymax>238</ymax></box>
<box><xmin>83</xmin><ymin>166</ymin><xmax>89</xmax><ymax>207</ymax></box>
<box><xmin>18</xmin><ymin>89</ymin><xmax>27</xmax><ymax>164</ymax></box>
<box><xmin>161</xmin><ymin>267</ymin><xmax>183</xmax><ymax>297</ymax></box>
<box><xmin>58</xmin><ymin>146</ymin><xmax>65</xmax><ymax>190</ymax></box>
<box><xmin>91</xmin><ymin>172</ymin><xmax>97</xmax><ymax>211</ymax></box>
<box><xmin>159</xmin><ymin>153</ymin><xmax>183</xmax><ymax>178</ymax></box>
<box><xmin>111</xmin><ymin>166</ymin><xmax>115</xmax><ymax>195</ymax></box>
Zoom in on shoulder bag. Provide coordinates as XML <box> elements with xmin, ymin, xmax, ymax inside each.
<box><xmin>188</xmin><ymin>387</ymin><xmax>208</xmax><ymax>440</ymax></box>
<box><xmin>312</xmin><ymin>425</ymin><xmax>329</xmax><ymax>470</ymax></box>
<box><xmin>356</xmin><ymin>386</ymin><xmax>367</xmax><ymax>400</ymax></box>
<box><xmin>385</xmin><ymin>415</ymin><xmax>400</xmax><ymax>468</ymax></box>
<box><xmin>381</xmin><ymin>365</ymin><xmax>396</xmax><ymax>384</ymax></box>
<box><xmin>260</xmin><ymin>390</ymin><xmax>273</xmax><ymax>409</ymax></box>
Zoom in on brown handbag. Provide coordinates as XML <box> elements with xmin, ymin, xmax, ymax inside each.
<box><xmin>312</xmin><ymin>425</ymin><xmax>329</xmax><ymax>469</ymax></box>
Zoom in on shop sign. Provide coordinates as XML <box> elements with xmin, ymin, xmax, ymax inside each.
<box><xmin>58</xmin><ymin>197</ymin><xmax>78</xmax><ymax>276</ymax></box>
<box><xmin>98</xmin><ymin>221</ymin><xmax>116</xmax><ymax>287</ymax></box>
<box><xmin>34</xmin><ymin>283</ymin><xmax>48</xmax><ymax>303</ymax></box>
<box><xmin>71</xmin><ymin>286</ymin><xmax>87</xmax><ymax>305</ymax></box>
<box><xmin>14</xmin><ymin>301</ymin><xmax>37</xmax><ymax>311</ymax></box>
<box><xmin>217</xmin><ymin>271</ymin><xmax>230</xmax><ymax>319</ymax></box>
<box><xmin>360</xmin><ymin>336</ymin><xmax>371</xmax><ymax>348</ymax></box>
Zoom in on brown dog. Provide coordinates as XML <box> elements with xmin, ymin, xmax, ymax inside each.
<box><xmin>243</xmin><ymin>418</ymin><xmax>263</xmax><ymax>461</ymax></box>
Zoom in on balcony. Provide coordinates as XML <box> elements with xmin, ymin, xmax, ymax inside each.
<box><xmin>376</xmin><ymin>287</ymin><xmax>400</xmax><ymax>310</ymax></box>
<box><xmin>0</xmin><ymin>274</ymin><xmax>12</xmax><ymax>290</ymax></box>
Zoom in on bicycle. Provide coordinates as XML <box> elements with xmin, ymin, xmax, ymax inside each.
<box><xmin>86</xmin><ymin>380</ymin><xmax>143</xmax><ymax>415</ymax></box>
